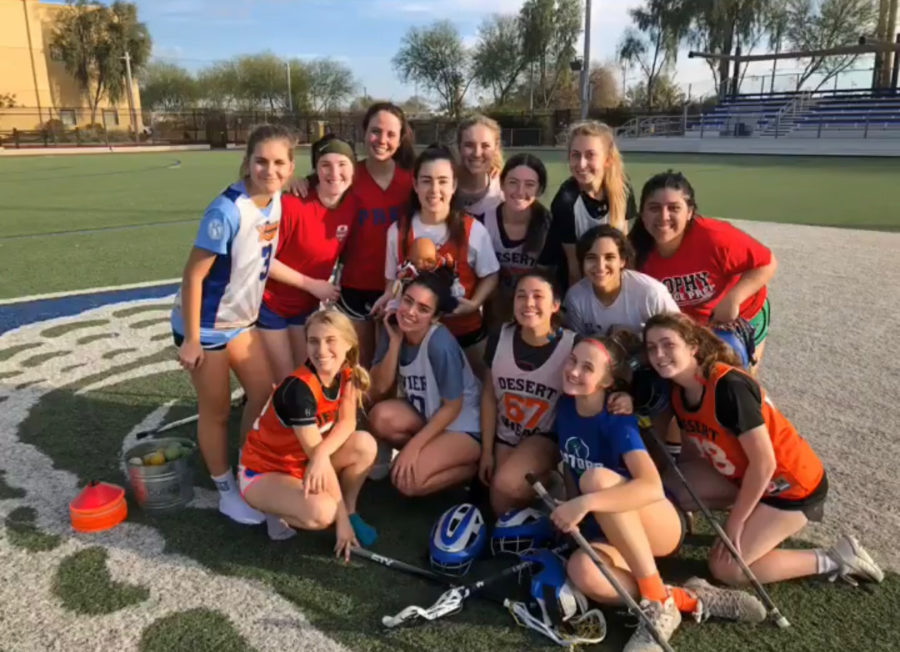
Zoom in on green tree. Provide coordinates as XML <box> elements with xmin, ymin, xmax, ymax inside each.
<box><xmin>196</xmin><ymin>60</ymin><xmax>240</xmax><ymax>109</ymax></box>
<box><xmin>625</xmin><ymin>74</ymin><xmax>685</xmax><ymax>110</ymax></box>
<box><xmin>234</xmin><ymin>53</ymin><xmax>290</xmax><ymax>111</ymax></box>
<box><xmin>393</xmin><ymin>20</ymin><xmax>472</xmax><ymax>119</ymax></box>
<box><xmin>306</xmin><ymin>58</ymin><xmax>356</xmax><ymax>113</ymax></box>
<box><xmin>286</xmin><ymin>58</ymin><xmax>311</xmax><ymax>113</ymax></box>
<box><xmin>472</xmin><ymin>14</ymin><xmax>528</xmax><ymax>106</ymax></box>
<box><xmin>786</xmin><ymin>0</ymin><xmax>879</xmax><ymax>90</ymax></box>
<box><xmin>619</xmin><ymin>0</ymin><xmax>688</xmax><ymax>110</ymax></box>
<box><xmin>518</xmin><ymin>0</ymin><xmax>582</xmax><ymax>109</ymax></box>
<box><xmin>139</xmin><ymin>62</ymin><xmax>196</xmax><ymax>110</ymax></box>
<box><xmin>400</xmin><ymin>95</ymin><xmax>431</xmax><ymax>115</ymax></box>
<box><xmin>49</xmin><ymin>0</ymin><xmax>151</xmax><ymax>124</ymax></box>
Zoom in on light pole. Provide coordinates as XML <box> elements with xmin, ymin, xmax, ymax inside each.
<box><xmin>580</xmin><ymin>0</ymin><xmax>592</xmax><ymax>119</ymax></box>
<box><xmin>286</xmin><ymin>61</ymin><xmax>293</xmax><ymax>113</ymax></box>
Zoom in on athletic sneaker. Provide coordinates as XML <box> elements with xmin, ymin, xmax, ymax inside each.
<box><xmin>368</xmin><ymin>441</ymin><xmax>394</xmax><ymax>481</ymax></box>
<box><xmin>218</xmin><ymin>492</ymin><xmax>265</xmax><ymax>525</ymax></box>
<box><xmin>826</xmin><ymin>534</ymin><xmax>884</xmax><ymax>586</ymax></box>
<box><xmin>623</xmin><ymin>598</ymin><xmax>680</xmax><ymax>652</ymax></box>
<box><xmin>266</xmin><ymin>515</ymin><xmax>297</xmax><ymax>541</ymax></box>
<box><xmin>683</xmin><ymin>577</ymin><xmax>766</xmax><ymax>623</ymax></box>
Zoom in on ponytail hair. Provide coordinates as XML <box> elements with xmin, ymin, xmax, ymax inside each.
<box><xmin>304</xmin><ymin>310</ymin><xmax>370</xmax><ymax>404</ymax></box>
<box><xmin>566</xmin><ymin>121</ymin><xmax>627</xmax><ymax>232</ymax></box>
<box><xmin>643</xmin><ymin>312</ymin><xmax>740</xmax><ymax>378</ymax></box>
<box><xmin>363</xmin><ymin>102</ymin><xmax>416</xmax><ymax>170</ymax></box>
<box><xmin>239</xmin><ymin>123</ymin><xmax>297</xmax><ymax>180</ymax></box>
<box><xmin>631</xmin><ymin>170</ymin><xmax>698</xmax><ymax>269</ymax></box>
<box><xmin>574</xmin><ymin>333</ymin><xmax>628</xmax><ymax>390</ymax></box>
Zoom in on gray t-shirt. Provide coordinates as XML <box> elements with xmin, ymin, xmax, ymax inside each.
<box><xmin>373</xmin><ymin>323</ymin><xmax>465</xmax><ymax>402</ymax></box>
<box><xmin>563</xmin><ymin>269</ymin><xmax>679</xmax><ymax>336</ymax></box>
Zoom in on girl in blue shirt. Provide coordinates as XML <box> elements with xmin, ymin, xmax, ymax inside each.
<box><xmin>553</xmin><ymin>335</ymin><xmax>765</xmax><ymax>650</ymax></box>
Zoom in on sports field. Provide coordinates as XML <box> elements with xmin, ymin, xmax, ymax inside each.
<box><xmin>1</xmin><ymin>149</ymin><xmax>899</xmax><ymax>651</ymax></box>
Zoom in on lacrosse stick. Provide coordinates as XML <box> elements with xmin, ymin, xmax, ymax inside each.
<box><xmin>354</xmin><ymin>547</ymin><xmax>604</xmax><ymax>647</ymax></box>
<box><xmin>646</xmin><ymin>438</ymin><xmax>790</xmax><ymax>628</ymax></box>
<box><xmin>381</xmin><ymin>543</ymin><xmax>571</xmax><ymax>628</ymax></box>
<box><xmin>527</xmin><ymin>473</ymin><xmax>676</xmax><ymax>652</ymax></box>
<box><xmin>135</xmin><ymin>391</ymin><xmax>246</xmax><ymax>439</ymax></box>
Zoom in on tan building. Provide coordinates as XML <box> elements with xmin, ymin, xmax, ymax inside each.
<box><xmin>0</xmin><ymin>0</ymin><xmax>141</xmax><ymax>133</ymax></box>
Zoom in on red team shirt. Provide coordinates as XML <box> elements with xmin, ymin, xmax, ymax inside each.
<box><xmin>640</xmin><ymin>215</ymin><xmax>772</xmax><ymax>322</ymax></box>
<box><xmin>340</xmin><ymin>162</ymin><xmax>413</xmax><ymax>292</ymax></box>
<box><xmin>262</xmin><ymin>192</ymin><xmax>358</xmax><ymax>317</ymax></box>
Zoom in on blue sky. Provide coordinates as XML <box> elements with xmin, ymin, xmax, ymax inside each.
<box><xmin>130</xmin><ymin>0</ymin><xmax>720</xmax><ymax>101</ymax></box>
<box><xmin>124</xmin><ymin>0</ymin><xmax>871</xmax><ymax>103</ymax></box>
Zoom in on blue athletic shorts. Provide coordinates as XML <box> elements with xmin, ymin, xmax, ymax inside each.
<box><xmin>255</xmin><ymin>302</ymin><xmax>312</xmax><ymax>330</ymax></box>
<box><xmin>170</xmin><ymin>312</ymin><xmax>245</xmax><ymax>350</ymax></box>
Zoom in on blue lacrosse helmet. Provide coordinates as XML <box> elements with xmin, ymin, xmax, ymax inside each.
<box><xmin>713</xmin><ymin>327</ymin><xmax>750</xmax><ymax>369</ymax></box>
<box><xmin>429</xmin><ymin>503</ymin><xmax>486</xmax><ymax>575</ymax></box>
<box><xmin>491</xmin><ymin>507</ymin><xmax>555</xmax><ymax>556</ymax></box>
<box><xmin>521</xmin><ymin>548</ymin><xmax>590</xmax><ymax>625</ymax></box>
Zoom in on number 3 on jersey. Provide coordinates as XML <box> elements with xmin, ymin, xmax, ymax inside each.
<box><xmin>503</xmin><ymin>394</ymin><xmax>549</xmax><ymax>430</ymax></box>
<box><xmin>260</xmin><ymin>244</ymin><xmax>273</xmax><ymax>280</ymax></box>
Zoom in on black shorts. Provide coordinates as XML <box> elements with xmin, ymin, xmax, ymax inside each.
<box><xmin>760</xmin><ymin>472</ymin><xmax>828</xmax><ymax>522</ymax></box>
<box><xmin>453</xmin><ymin>320</ymin><xmax>487</xmax><ymax>349</ymax></box>
<box><xmin>337</xmin><ymin>287</ymin><xmax>382</xmax><ymax>321</ymax></box>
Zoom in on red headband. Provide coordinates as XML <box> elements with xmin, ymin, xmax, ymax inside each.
<box><xmin>582</xmin><ymin>338</ymin><xmax>611</xmax><ymax>366</ymax></box>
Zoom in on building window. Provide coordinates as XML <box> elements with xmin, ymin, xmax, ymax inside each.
<box><xmin>102</xmin><ymin>109</ymin><xmax>119</xmax><ymax>127</ymax></box>
<box><xmin>59</xmin><ymin>110</ymin><xmax>76</xmax><ymax>127</ymax></box>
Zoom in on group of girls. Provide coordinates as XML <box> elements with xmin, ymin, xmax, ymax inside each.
<box><xmin>171</xmin><ymin>107</ymin><xmax>883</xmax><ymax>650</ymax></box>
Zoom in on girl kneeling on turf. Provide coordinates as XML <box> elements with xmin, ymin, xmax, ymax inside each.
<box><xmin>480</xmin><ymin>270</ymin><xmax>573</xmax><ymax>515</ymax></box>
<box><xmin>553</xmin><ymin>335</ymin><xmax>766</xmax><ymax>651</ymax></box>
<box><xmin>368</xmin><ymin>272</ymin><xmax>483</xmax><ymax>497</ymax></box>
<box><xmin>240</xmin><ymin>310</ymin><xmax>377</xmax><ymax>556</ymax></box>
<box><xmin>631</xmin><ymin>172</ymin><xmax>776</xmax><ymax>373</ymax></box>
<box><xmin>258</xmin><ymin>135</ymin><xmax>358</xmax><ymax>383</ymax></box>
<box><xmin>643</xmin><ymin>312</ymin><xmax>884</xmax><ymax>589</ymax></box>
<box><xmin>171</xmin><ymin>124</ymin><xmax>295</xmax><ymax>526</ymax></box>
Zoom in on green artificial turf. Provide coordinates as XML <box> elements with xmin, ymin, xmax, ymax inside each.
<box><xmin>1</xmin><ymin>149</ymin><xmax>899</xmax><ymax>299</ymax></box>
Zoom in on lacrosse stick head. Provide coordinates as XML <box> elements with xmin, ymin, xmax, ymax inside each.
<box><xmin>381</xmin><ymin>587</ymin><xmax>466</xmax><ymax>628</ymax></box>
<box><xmin>429</xmin><ymin>503</ymin><xmax>486</xmax><ymax>576</ymax></box>
<box><xmin>491</xmin><ymin>507</ymin><xmax>554</xmax><ymax>556</ymax></box>
<box><xmin>507</xmin><ymin>600</ymin><xmax>607</xmax><ymax>647</ymax></box>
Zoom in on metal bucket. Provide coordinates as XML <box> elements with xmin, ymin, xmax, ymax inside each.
<box><xmin>124</xmin><ymin>437</ymin><xmax>195</xmax><ymax>514</ymax></box>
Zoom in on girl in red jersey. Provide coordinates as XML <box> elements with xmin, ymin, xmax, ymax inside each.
<box><xmin>337</xmin><ymin>103</ymin><xmax>416</xmax><ymax>365</ymax></box>
<box><xmin>455</xmin><ymin>115</ymin><xmax>504</xmax><ymax>221</ymax></box>
<box><xmin>643</xmin><ymin>312</ymin><xmax>884</xmax><ymax>588</ymax></box>
<box><xmin>240</xmin><ymin>310</ymin><xmax>377</xmax><ymax>557</ymax></box>
<box><xmin>549</xmin><ymin>121</ymin><xmax>637</xmax><ymax>287</ymax></box>
<box><xmin>258</xmin><ymin>135</ymin><xmax>358</xmax><ymax>383</ymax></box>
<box><xmin>630</xmin><ymin>171</ymin><xmax>777</xmax><ymax>372</ymax></box>
<box><xmin>382</xmin><ymin>145</ymin><xmax>500</xmax><ymax>377</ymax></box>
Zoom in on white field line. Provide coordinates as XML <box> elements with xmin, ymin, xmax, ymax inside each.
<box><xmin>0</xmin><ymin>278</ymin><xmax>180</xmax><ymax>306</ymax></box>
<box><xmin>0</xmin><ymin>300</ymin><xmax>346</xmax><ymax>650</ymax></box>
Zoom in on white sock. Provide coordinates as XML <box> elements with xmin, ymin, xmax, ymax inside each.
<box><xmin>816</xmin><ymin>549</ymin><xmax>839</xmax><ymax>575</ymax></box>
<box><xmin>211</xmin><ymin>469</ymin><xmax>237</xmax><ymax>496</ymax></box>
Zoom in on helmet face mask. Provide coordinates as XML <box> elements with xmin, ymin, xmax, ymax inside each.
<box><xmin>429</xmin><ymin>503</ymin><xmax>486</xmax><ymax>576</ymax></box>
<box><xmin>490</xmin><ymin>508</ymin><xmax>555</xmax><ymax>556</ymax></box>
<box><xmin>520</xmin><ymin>548</ymin><xmax>590</xmax><ymax>626</ymax></box>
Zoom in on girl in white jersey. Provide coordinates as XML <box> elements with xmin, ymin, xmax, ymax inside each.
<box><xmin>482</xmin><ymin>153</ymin><xmax>564</xmax><ymax>328</ymax></box>
<box><xmin>480</xmin><ymin>270</ymin><xmax>574</xmax><ymax>515</ymax></box>
<box><xmin>171</xmin><ymin>124</ymin><xmax>298</xmax><ymax>526</ymax></box>
<box><xmin>455</xmin><ymin>115</ymin><xmax>504</xmax><ymax>220</ymax></box>
<box><xmin>368</xmin><ymin>271</ymin><xmax>483</xmax><ymax>497</ymax></box>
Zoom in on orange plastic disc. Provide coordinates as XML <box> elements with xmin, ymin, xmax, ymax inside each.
<box><xmin>69</xmin><ymin>481</ymin><xmax>127</xmax><ymax>533</ymax></box>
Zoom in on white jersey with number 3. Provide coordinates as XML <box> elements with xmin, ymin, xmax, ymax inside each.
<box><xmin>398</xmin><ymin>324</ymin><xmax>481</xmax><ymax>434</ymax></box>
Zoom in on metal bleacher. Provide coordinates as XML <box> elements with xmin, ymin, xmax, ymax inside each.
<box><xmin>688</xmin><ymin>89</ymin><xmax>900</xmax><ymax>138</ymax></box>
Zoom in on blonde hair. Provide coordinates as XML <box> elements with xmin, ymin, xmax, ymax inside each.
<box><xmin>239</xmin><ymin>123</ymin><xmax>297</xmax><ymax>181</ymax></box>
<box><xmin>457</xmin><ymin>114</ymin><xmax>504</xmax><ymax>177</ymax></box>
<box><xmin>304</xmin><ymin>309</ymin><xmax>371</xmax><ymax>403</ymax></box>
<box><xmin>567</xmin><ymin>120</ymin><xmax>627</xmax><ymax>232</ymax></box>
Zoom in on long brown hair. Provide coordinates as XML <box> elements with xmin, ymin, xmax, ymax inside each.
<box><xmin>402</xmin><ymin>144</ymin><xmax>468</xmax><ymax>256</ymax></box>
<box><xmin>567</xmin><ymin>121</ymin><xmax>627</xmax><ymax>232</ymax></box>
<box><xmin>304</xmin><ymin>309</ymin><xmax>370</xmax><ymax>404</ymax></box>
<box><xmin>363</xmin><ymin>102</ymin><xmax>416</xmax><ymax>170</ymax></box>
<box><xmin>239</xmin><ymin>123</ymin><xmax>296</xmax><ymax>181</ymax></box>
<box><xmin>643</xmin><ymin>313</ymin><xmax>740</xmax><ymax>378</ymax></box>
<box><xmin>630</xmin><ymin>170</ymin><xmax>698</xmax><ymax>269</ymax></box>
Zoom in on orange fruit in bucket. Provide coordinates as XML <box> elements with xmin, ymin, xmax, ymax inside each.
<box><xmin>69</xmin><ymin>480</ymin><xmax>127</xmax><ymax>533</ymax></box>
